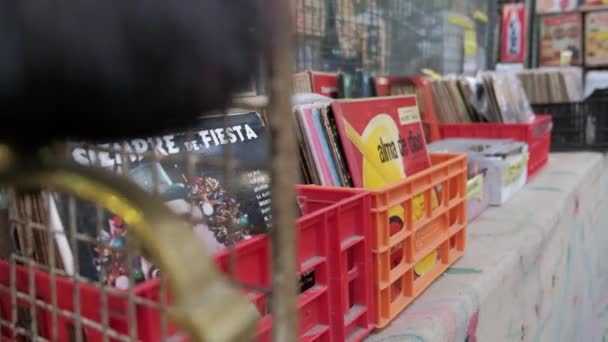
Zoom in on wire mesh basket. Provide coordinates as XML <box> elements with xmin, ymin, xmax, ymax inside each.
<box><xmin>293</xmin><ymin>0</ymin><xmax>497</xmax><ymax>75</ymax></box>
<box><xmin>0</xmin><ymin>134</ymin><xmax>270</xmax><ymax>341</ymax></box>
<box><xmin>0</xmin><ymin>0</ymin><xmax>299</xmax><ymax>339</ymax></box>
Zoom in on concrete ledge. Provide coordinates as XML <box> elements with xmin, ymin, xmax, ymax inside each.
<box><xmin>367</xmin><ymin>152</ymin><xmax>608</xmax><ymax>342</ymax></box>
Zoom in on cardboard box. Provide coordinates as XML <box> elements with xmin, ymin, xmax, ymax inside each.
<box><xmin>429</xmin><ymin>139</ymin><xmax>490</xmax><ymax>221</ymax></box>
<box><xmin>429</xmin><ymin>138</ymin><xmax>528</xmax><ymax>207</ymax></box>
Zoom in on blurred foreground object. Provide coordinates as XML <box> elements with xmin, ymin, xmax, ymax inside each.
<box><xmin>0</xmin><ymin>0</ymin><xmax>270</xmax><ymax>340</ymax></box>
<box><xmin>0</xmin><ymin>145</ymin><xmax>260</xmax><ymax>341</ymax></box>
<box><xmin>0</xmin><ymin>0</ymin><xmax>266</xmax><ymax>147</ymax></box>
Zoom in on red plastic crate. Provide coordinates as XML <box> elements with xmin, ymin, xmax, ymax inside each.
<box><xmin>296</xmin><ymin>189</ymin><xmax>374</xmax><ymax>341</ymax></box>
<box><xmin>0</xmin><ymin>261</ymin><xmax>137</xmax><ymax>342</ymax></box>
<box><xmin>0</xmin><ymin>191</ymin><xmax>374</xmax><ymax>342</ymax></box>
<box><xmin>134</xmin><ymin>190</ymin><xmax>374</xmax><ymax>341</ymax></box>
<box><xmin>298</xmin><ymin>153</ymin><xmax>468</xmax><ymax>328</ymax></box>
<box><xmin>438</xmin><ymin>115</ymin><xmax>552</xmax><ymax>179</ymax></box>
<box><xmin>135</xmin><ymin>236</ymin><xmax>277</xmax><ymax>342</ymax></box>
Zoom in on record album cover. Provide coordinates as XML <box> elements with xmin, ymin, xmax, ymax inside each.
<box><xmin>331</xmin><ymin>96</ymin><xmax>431</xmax><ymax>189</ymax></box>
<box><xmin>297</xmin><ymin>105</ymin><xmax>340</xmax><ymax>186</ymax></box>
<box><xmin>310</xmin><ymin>72</ymin><xmax>339</xmax><ymax>98</ymax></box>
<box><xmin>62</xmin><ymin>112</ymin><xmax>271</xmax><ymax>289</ymax></box>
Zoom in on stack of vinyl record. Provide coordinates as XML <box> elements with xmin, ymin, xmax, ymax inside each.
<box><xmin>292</xmin><ymin>95</ymin><xmax>432</xmax><ymax>188</ymax></box>
<box><xmin>517</xmin><ymin>68</ymin><xmax>583</xmax><ymax>104</ymax></box>
<box><xmin>429</xmin><ymin>72</ymin><xmax>535</xmax><ymax>124</ymax></box>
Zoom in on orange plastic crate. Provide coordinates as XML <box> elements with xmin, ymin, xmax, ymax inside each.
<box><xmin>297</xmin><ymin>153</ymin><xmax>467</xmax><ymax>328</ymax></box>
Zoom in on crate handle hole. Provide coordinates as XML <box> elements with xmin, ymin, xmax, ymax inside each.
<box><xmin>389</xmin><ymin>215</ymin><xmax>404</xmax><ymax>237</ymax></box>
<box><xmin>346</xmin><ymin>249</ymin><xmax>355</xmax><ymax>272</ymax></box>
<box><xmin>348</xmin><ymin>280</ymin><xmax>356</xmax><ymax>309</ymax></box>
<box><xmin>390</xmin><ymin>246</ymin><xmax>404</xmax><ymax>271</ymax></box>
<box><xmin>390</xmin><ymin>280</ymin><xmax>402</xmax><ymax>303</ymax></box>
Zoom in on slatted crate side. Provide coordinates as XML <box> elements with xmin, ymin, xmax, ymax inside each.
<box><xmin>296</xmin><ymin>191</ymin><xmax>373</xmax><ymax>341</ymax></box>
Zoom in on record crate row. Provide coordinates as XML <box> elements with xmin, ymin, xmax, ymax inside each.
<box><xmin>437</xmin><ymin>115</ymin><xmax>553</xmax><ymax>180</ymax></box>
<box><xmin>0</xmin><ymin>153</ymin><xmax>468</xmax><ymax>341</ymax></box>
<box><xmin>532</xmin><ymin>97</ymin><xmax>608</xmax><ymax>151</ymax></box>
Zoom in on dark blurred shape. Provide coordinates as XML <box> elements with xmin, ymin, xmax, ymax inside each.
<box><xmin>338</xmin><ymin>70</ymin><xmax>375</xmax><ymax>98</ymax></box>
<box><xmin>0</xmin><ymin>0</ymin><xmax>266</xmax><ymax>148</ymax></box>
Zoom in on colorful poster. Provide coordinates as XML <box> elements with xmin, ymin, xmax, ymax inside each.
<box><xmin>580</xmin><ymin>0</ymin><xmax>608</xmax><ymax>8</ymax></box>
<box><xmin>539</xmin><ymin>13</ymin><xmax>583</xmax><ymax>66</ymax></box>
<box><xmin>501</xmin><ymin>4</ymin><xmax>528</xmax><ymax>63</ymax></box>
<box><xmin>293</xmin><ymin>0</ymin><xmax>326</xmax><ymax>37</ymax></box>
<box><xmin>585</xmin><ymin>11</ymin><xmax>608</xmax><ymax>66</ymax></box>
<box><xmin>536</xmin><ymin>0</ymin><xmax>581</xmax><ymax>13</ymax></box>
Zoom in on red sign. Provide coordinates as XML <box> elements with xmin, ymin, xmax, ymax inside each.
<box><xmin>501</xmin><ymin>4</ymin><xmax>527</xmax><ymax>63</ymax></box>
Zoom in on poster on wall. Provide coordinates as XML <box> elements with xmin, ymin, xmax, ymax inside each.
<box><xmin>293</xmin><ymin>0</ymin><xmax>326</xmax><ymax>37</ymax></box>
<box><xmin>501</xmin><ymin>3</ymin><xmax>527</xmax><ymax>63</ymax></box>
<box><xmin>536</xmin><ymin>0</ymin><xmax>581</xmax><ymax>13</ymax></box>
<box><xmin>586</xmin><ymin>11</ymin><xmax>608</xmax><ymax>66</ymax></box>
<box><xmin>580</xmin><ymin>0</ymin><xmax>608</xmax><ymax>8</ymax></box>
<box><xmin>539</xmin><ymin>13</ymin><xmax>583</xmax><ymax>66</ymax></box>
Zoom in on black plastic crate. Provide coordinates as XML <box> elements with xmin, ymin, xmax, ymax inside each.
<box><xmin>532</xmin><ymin>102</ymin><xmax>586</xmax><ymax>151</ymax></box>
<box><xmin>588</xmin><ymin>97</ymin><xmax>608</xmax><ymax>147</ymax></box>
<box><xmin>533</xmin><ymin>97</ymin><xmax>608</xmax><ymax>151</ymax></box>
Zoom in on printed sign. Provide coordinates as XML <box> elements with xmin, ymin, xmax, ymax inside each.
<box><xmin>501</xmin><ymin>4</ymin><xmax>527</xmax><ymax>63</ymax></box>
<box><xmin>585</xmin><ymin>11</ymin><xmax>608</xmax><ymax>66</ymax></box>
<box><xmin>467</xmin><ymin>173</ymin><xmax>485</xmax><ymax>201</ymax></box>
